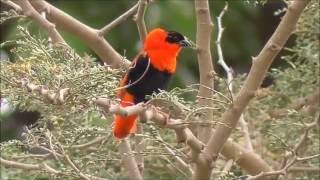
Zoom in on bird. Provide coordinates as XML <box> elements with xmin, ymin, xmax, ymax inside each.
<box><xmin>113</xmin><ymin>28</ymin><xmax>191</xmax><ymax>139</ymax></box>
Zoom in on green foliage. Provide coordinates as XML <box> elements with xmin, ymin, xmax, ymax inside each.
<box><xmin>0</xmin><ymin>25</ymin><xmax>202</xmax><ymax>180</ymax></box>
<box><xmin>1</xmin><ymin>1</ymin><xmax>319</xmax><ymax>180</ymax></box>
<box><xmin>244</xmin><ymin>1</ymin><xmax>320</xmax><ymax>179</ymax></box>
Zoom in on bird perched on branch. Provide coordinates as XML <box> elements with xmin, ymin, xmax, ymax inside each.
<box><xmin>113</xmin><ymin>28</ymin><xmax>191</xmax><ymax>138</ymax></box>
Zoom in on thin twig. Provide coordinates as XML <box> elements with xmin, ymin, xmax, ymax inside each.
<box><xmin>157</xmin><ymin>135</ymin><xmax>193</xmax><ymax>175</ymax></box>
<box><xmin>201</xmin><ymin>2</ymin><xmax>310</xmax><ymax>179</ymax></box>
<box><xmin>29</xmin><ymin>0</ymin><xmax>130</xmax><ymax>68</ymax></box>
<box><xmin>16</xmin><ymin>78</ymin><xmax>69</xmax><ymax>104</ymax></box>
<box><xmin>194</xmin><ymin>0</ymin><xmax>215</xmax><ymax>144</ymax></box>
<box><xmin>119</xmin><ymin>139</ymin><xmax>143</xmax><ymax>180</ymax></box>
<box><xmin>247</xmin><ymin>154</ymin><xmax>320</xmax><ymax>180</ymax></box>
<box><xmin>248</xmin><ymin>111</ymin><xmax>319</xmax><ymax>180</ymax></box>
<box><xmin>12</xmin><ymin>0</ymin><xmax>66</xmax><ymax>45</ymax></box>
<box><xmin>1</xmin><ymin>0</ymin><xmax>22</xmax><ymax>11</ymax></box>
<box><xmin>216</xmin><ymin>2</ymin><xmax>253</xmax><ymax>152</ymax></box>
<box><xmin>70</xmin><ymin>136</ymin><xmax>107</xmax><ymax>149</ymax></box>
<box><xmin>1</xmin><ymin>157</ymin><xmax>61</xmax><ymax>174</ymax></box>
<box><xmin>134</xmin><ymin>0</ymin><xmax>148</xmax><ymax>42</ymax></box>
<box><xmin>98</xmin><ymin>3</ymin><xmax>139</xmax><ymax>36</ymax></box>
<box><xmin>96</xmin><ymin>97</ymin><xmax>273</xmax><ymax>177</ymax></box>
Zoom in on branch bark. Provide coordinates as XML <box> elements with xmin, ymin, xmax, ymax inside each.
<box><xmin>194</xmin><ymin>0</ymin><xmax>310</xmax><ymax>179</ymax></box>
<box><xmin>194</xmin><ymin>0</ymin><xmax>215</xmax><ymax>144</ymax></box>
<box><xmin>119</xmin><ymin>139</ymin><xmax>143</xmax><ymax>180</ymax></box>
<box><xmin>98</xmin><ymin>3</ymin><xmax>139</xmax><ymax>36</ymax></box>
<box><xmin>132</xmin><ymin>0</ymin><xmax>148</xmax><ymax>173</ymax></box>
<box><xmin>221</xmin><ymin>140</ymin><xmax>272</xmax><ymax>177</ymax></box>
<box><xmin>134</xmin><ymin>0</ymin><xmax>148</xmax><ymax>42</ymax></box>
<box><xmin>96</xmin><ymin>98</ymin><xmax>273</xmax><ymax>179</ymax></box>
<box><xmin>28</xmin><ymin>0</ymin><xmax>130</xmax><ymax>69</ymax></box>
<box><xmin>1</xmin><ymin>0</ymin><xmax>22</xmax><ymax>12</ymax></box>
<box><xmin>16</xmin><ymin>78</ymin><xmax>69</xmax><ymax>104</ymax></box>
<box><xmin>12</xmin><ymin>0</ymin><xmax>66</xmax><ymax>45</ymax></box>
<box><xmin>215</xmin><ymin>2</ymin><xmax>254</xmax><ymax>152</ymax></box>
<box><xmin>0</xmin><ymin>158</ymin><xmax>107</xmax><ymax>180</ymax></box>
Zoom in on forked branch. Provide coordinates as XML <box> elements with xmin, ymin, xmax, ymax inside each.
<box><xmin>12</xmin><ymin>0</ymin><xmax>66</xmax><ymax>45</ymax></box>
<box><xmin>28</xmin><ymin>0</ymin><xmax>130</xmax><ymax>68</ymax></box>
<box><xmin>197</xmin><ymin>0</ymin><xmax>310</xmax><ymax>179</ymax></box>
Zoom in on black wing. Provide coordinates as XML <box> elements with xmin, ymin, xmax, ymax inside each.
<box><xmin>124</xmin><ymin>53</ymin><xmax>172</xmax><ymax>103</ymax></box>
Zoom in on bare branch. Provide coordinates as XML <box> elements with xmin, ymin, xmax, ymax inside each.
<box><xmin>95</xmin><ymin>97</ymin><xmax>273</xmax><ymax>178</ymax></box>
<box><xmin>70</xmin><ymin>136</ymin><xmax>107</xmax><ymax>149</ymax></box>
<box><xmin>221</xmin><ymin>140</ymin><xmax>272</xmax><ymax>178</ymax></box>
<box><xmin>28</xmin><ymin>0</ymin><xmax>130</xmax><ymax>69</ymax></box>
<box><xmin>293</xmin><ymin>112</ymin><xmax>319</xmax><ymax>154</ymax></box>
<box><xmin>134</xmin><ymin>0</ymin><xmax>148</xmax><ymax>42</ymax></box>
<box><xmin>247</xmin><ymin>154</ymin><xmax>320</xmax><ymax>180</ymax></box>
<box><xmin>98</xmin><ymin>3</ymin><xmax>139</xmax><ymax>36</ymax></box>
<box><xmin>119</xmin><ymin>139</ymin><xmax>143</xmax><ymax>180</ymax></box>
<box><xmin>1</xmin><ymin>0</ymin><xmax>22</xmax><ymax>11</ymax></box>
<box><xmin>95</xmin><ymin>97</ymin><xmax>205</xmax><ymax>158</ymax></box>
<box><xmin>216</xmin><ymin>2</ymin><xmax>233</xmax><ymax>91</ymax></box>
<box><xmin>239</xmin><ymin>116</ymin><xmax>253</xmax><ymax>151</ymax></box>
<box><xmin>201</xmin><ymin>1</ymin><xmax>310</xmax><ymax>177</ymax></box>
<box><xmin>216</xmin><ymin>2</ymin><xmax>253</xmax><ymax>152</ymax></box>
<box><xmin>134</xmin><ymin>125</ymin><xmax>145</xmax><ymax>174</ymax></box>
<box><xmin>194</xmin><ymin>0</ymin><xmax>215</xmax><ymax>145</ymax></box>
<box><xmin>249</xmin><ymin>111</ymin><xmax>319</xmax><ymax>180</ymax></box>
<box><xmin>0</xmin><ymin>157</ymin><xmax>107</xmax><ymax>180</ymax></box>
<box><xmin>157</xmin><ymin>135</ymin><xmax>193</xmax><ymax>175</ymax></box>
<box><xmin>1</xmin><ymin>157</ymin><xmax>61</xmax><ymax>174</ymax></box>
<box><xmin>12</xmin><ymin>0</ymin><xmax>66</xmax><ymax>45</ymax></box>
<box><xmin>16</xmin><ymin>78</ymin><xmax>69</xmax><ymax>104</ymax></box>
<box><xmin>288</xmin><ymin>166</ymin><xmax>320</xmax><ymax>173</ymax></box>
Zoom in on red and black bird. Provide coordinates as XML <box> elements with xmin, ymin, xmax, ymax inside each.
<box><xmin>113</xmin><ymin>28</ymin><xmax>191</xmax><ymax>139</ymax></box>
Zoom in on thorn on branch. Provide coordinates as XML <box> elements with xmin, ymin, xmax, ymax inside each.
<box><xmin>251</xmin><ymin>56</ymin><xmax>258</xmax><ymax>62</ymax></box>
<box><xmin>268</xmin><ymin>42</ymin><xmax>282</xmax><ymax>51</ymax></box>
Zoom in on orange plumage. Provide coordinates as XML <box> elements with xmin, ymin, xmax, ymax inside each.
<box><xmin>113</xmin><ymin>28</ymin><xmax>190</xmax><ymax>139</ymax></box>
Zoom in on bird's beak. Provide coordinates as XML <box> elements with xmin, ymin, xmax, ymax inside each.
<box><xmin>178</xmin><ymin>37</ymin><xmax>192</xmax><ymax>48</ymax></box>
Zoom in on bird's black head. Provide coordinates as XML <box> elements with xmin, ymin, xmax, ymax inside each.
<box><xmin>165</xmin><ymin>31</ymin><xmax>191</xmax><ymax>47</ymax></box>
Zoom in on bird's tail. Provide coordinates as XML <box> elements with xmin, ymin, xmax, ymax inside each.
<box><xmin>113</xmin><ymin>91</ymin><xmax>137</xmax><ymax>139</ymax></box>
<box><xmin>113</xmin><ymin>114</ymin><xmax>137</xmax><ymax>139</ymax></box>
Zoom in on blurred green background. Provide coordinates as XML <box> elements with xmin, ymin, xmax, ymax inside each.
<box><xmin>1</xmin><ymin>0</ymin><xmax>288</xmax><ymax>89</ymax></box>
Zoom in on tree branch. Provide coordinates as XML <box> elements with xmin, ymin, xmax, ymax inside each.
<box><xmin>0</xmin><ymin>157</ymin><xmax>107</xmax><ymax>180</ymax></box>
<box><xmin>119</xmin><ymin>139</ymin><xmax>143</xmax><ymax>180</ymax></box>
<box><xmin>1</xmin><ymin>0</ymin><xmax>22</xmax><ymax>12</ymax></box>
<box><xmin>133</xmin><ymin>125</ymin><xmax>145</xmax><ymax>175</ymax></box>
<box><xmin>12</xmin><ymin>0</ymin><xmax>66</xmax><ymax>45</ymax></box>
<box><xmin>28</xmin><ymin>0</ymin><xmax>130</xmax><ymax>69</ymax></box>
<box><xmin>70</xmin><ymin>136</ymin><xmax>107</xmax><ymax>149</ymax></box>
<box><xmin>0</xmin><ymin>157</ymin><xmax>61</xmax><ymax>174</ymax></box>
<box><xmin>134</xmin><ymin>0</ymin><xmax>148</xmax><ymax>42</ymax></box>
<box><xmin>16</xmin><ymin>78</ymin><xmax>70</xmax><ymax>104</ymax></box>
<box><xmin>193</xmin><ymin>0</ymin><xmax>311</xmax><ymax>179</ymax></box>
<box><xmin>247</xmin><ymin>154</ymin><xmax>320</xmax><ymax>180</ymax></box>
<box><xmin>221</xmin><ymin>140</ymin><xmax>272</xmax><ymax>178</ymax></box>
<box><xmin>194</xmin><ymin>0</ymin><xmax>215</xmax><ymax>146</ymax></box>
<box><xmin>98</xmin><ymin>3</ymin><xmax>139</xmax><ymax>36</ymax></box>
<box><xmin>216</xmin><ymin>2</ymin><xmax>253</xmax><ymax>152</ymax></box>
<box><xmin>269</xmin><ymin>87</ymin><xmax>320</xmax><ymax>118</ymax></box>
<box><xmin>95</xmin><ymin>97</ymin><xmax>273</xmax><ymax>178</ymax></box>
